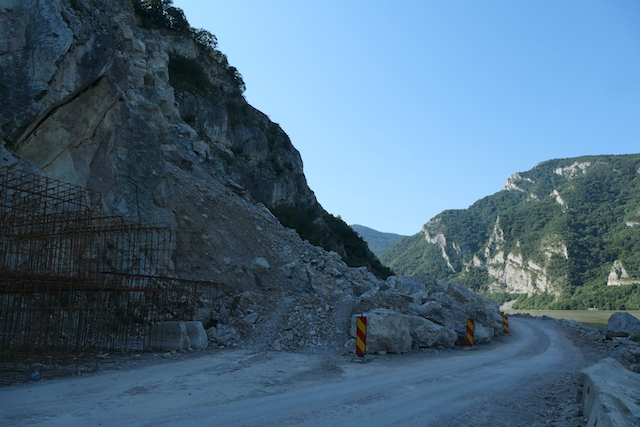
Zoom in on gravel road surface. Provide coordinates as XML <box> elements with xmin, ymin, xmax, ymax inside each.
<box><xmin>0</xmin><ymin>317</ymin><xmax>598</xmax><ymax>426</ymax></box>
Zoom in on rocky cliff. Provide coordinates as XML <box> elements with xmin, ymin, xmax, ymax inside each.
<box><xmin>0</xmin><ymin>0</ymin><xmax>390</xmax><ymax>286</ymax></box>
<box><xmin>1</xmin><ymin>0</ymin><xmax>505</xmax><ymax>356</ymax></box>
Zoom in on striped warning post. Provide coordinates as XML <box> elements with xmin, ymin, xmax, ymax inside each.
<box><xmin>465</xmin><ymin>318</ymin><xmax>474</xmax><ymax>346</ymax></box>
<box><xmin>501</xmin><ymin>312</ymin><xmax>510</xmax><ymax>334</ymax></box>
<box><xmin>356</xmin><ymin>316</ymin><xmax>367</xmax><ymax>356</ymax></box>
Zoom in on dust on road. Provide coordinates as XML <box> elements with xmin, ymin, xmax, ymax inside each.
<box><xmin>0</xmin><ymin>317</ymin><xmax>599</xmax><ymax>426</ymax></box>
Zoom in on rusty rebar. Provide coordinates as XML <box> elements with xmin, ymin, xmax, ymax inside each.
<box><xmin>0</xmin><ymin>166</ymin><xmax>220</xmax><ymax>385</ymax></box>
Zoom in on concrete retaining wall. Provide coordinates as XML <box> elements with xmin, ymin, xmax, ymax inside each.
<box><xmin>149</xmin><ymin>321</ymin><xmax>208</xmax><ymax>351</ymax></box>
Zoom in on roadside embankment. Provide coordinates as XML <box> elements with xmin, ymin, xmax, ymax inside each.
<box><xmin>579</xmin><ymin>358</ymin><xmax>640</xmax><ymax>427</ymax></box>
<box><xmin>510</xmin><ymin>312</ymin><xmax>640</xmax><ymax>427</ymax></box>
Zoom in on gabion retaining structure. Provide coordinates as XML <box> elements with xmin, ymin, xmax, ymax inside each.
<box><xmin>0</xmin><ymin>167</ymin><xmax>223</xmax><ymax>385</ymax></box>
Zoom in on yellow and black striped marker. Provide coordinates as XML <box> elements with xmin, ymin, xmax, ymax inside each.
<box><xmin>465</xmin><ymin>318</ymin><xmax>474</xmax><ymax>346</ymax></box>
<box><xmin>501</xmin><ymin>312</ymin><xmax>510</xmax><ymax>334</ymax></box>
<box><xmin>356</xmin><ymin>316</ymin><xmax>367</xmax><ymax>356</ymax></box>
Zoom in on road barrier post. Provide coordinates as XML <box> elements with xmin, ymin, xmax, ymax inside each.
<box><xmin>356</xmin><ymin>316</ymin><xmax>367</xmax><ymax>356</ymax></box>
<box><xmin>465</xmin><ymin>318</ymin><xmax>474</xmax><ymax>346</ymax></box>
<box><xmin>501</xmin><ymin>312</ymin><xmax>510</xmax><ymax>334</ymax></box>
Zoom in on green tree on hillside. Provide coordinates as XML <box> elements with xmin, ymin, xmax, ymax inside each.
<box><xmin>380</xmin><ymin>154</ymin><xmax>640</xmax><ymax>310</ymax></box>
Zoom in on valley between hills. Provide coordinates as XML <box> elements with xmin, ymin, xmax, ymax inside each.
<box><xmin>2</xmin><ymin>1</ymin><xmax>640</xmax><ymax>425</ymax></box>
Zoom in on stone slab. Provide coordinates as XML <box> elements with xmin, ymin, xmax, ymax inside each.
<box><xmin>149</xmin><ymin>321</ymin><xmax>188</xmax><ymax>351</ymax></box>
<box><xmin>184</xmin><ymin>321</ymin><xmax>208</xmax><ymax>349</ymax></box>
<box><xmin>579</xmin><ymin>358</ymin><xmax>640</xmax><ymax>427</ymax></box>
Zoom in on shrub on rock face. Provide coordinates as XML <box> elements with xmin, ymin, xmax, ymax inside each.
<box><xmin>133</xmin><ymin>0</ymin><xmax>189</xmax><ymax>32</ymax></box>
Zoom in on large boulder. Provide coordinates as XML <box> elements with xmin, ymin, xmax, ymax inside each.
<box><xmin>350</xmin><ymin>279</ymin><xmax>505</xmax><ymax>353</ymax></box>
<box><xmin>184</xmin><ymin>321</ymin><xmax>208</xmax><ymax>349</ymax></box>
<box><xmin>603</xmin><ymin>312</ymin><xmax>640</xmax><ymax>339</ymax></box>
<box><xmin>149</xmin><ymin>321</ymin><xmax>188</xmax><ymax>351</ymax></box>
<box><xmin>407</xmin><ymin>316</ymin><xmax>457</xmax><ymax>348</ymax></box>
<box><xmin>385</xmin><ymin>276</ymin><xmax>428</xmax><ymax>300</ymax></box>
<box><xmin>473</xmin><ymin>323</ymin><xmax>494</xmax><ymax>344</ymax></box>
<box><xmin>351</xmin><ymin>308</ymin><xmax>458</xmax><ymax>353</ymax></box>
<box><xmin>431</xmin><ymin>280</ymin><xmax>503</xmax><ymax>341</ymax></box>
<box><xmin>579</xmin><ymin>358</ymin><xmax>640</xmax><ymax>427</ymax></box>
<box><xmin>352</xmin><ymin>309</ymin><xmax>412</xmax><ymax>354</ymax></box>
<box><xmin>434</xmin><ymin>280</ymin><xmax>479</xmax><ymax>305</ymax></box>
<box><xmin>463</xmin><ymin>302</ymin><xmax>503</xmax><ymax>333</ymax></box>
<box><xmin>207</xmin><ymin>324</ymin><xmax>239</xmax><ymax>346</ymax></box>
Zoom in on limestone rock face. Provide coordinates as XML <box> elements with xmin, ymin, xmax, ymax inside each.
<box><xmin>4</xmin><ymin>0</ymin><xmax>312</xmax><ymax>212</ymax></box>
<box><xmin>0</xmin><ymin>0</ymin><xmax>333</xmax><ymax>290</ymax></box>
<box><xmin>607</xmin><ymin>261</ymin><xmax>640</xmax><ymax>287</ymax></box>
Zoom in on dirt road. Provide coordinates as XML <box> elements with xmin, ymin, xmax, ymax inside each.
<box><xmin>0</xmin><ymin>317</ymin><xmax>594</xmax><ymax>426</ymax></box>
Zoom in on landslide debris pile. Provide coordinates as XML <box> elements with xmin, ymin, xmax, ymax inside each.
<box><xmin>208</xmin><ymin>277</ymin><xmax>505</xmax><ymax>355</ymax></box>
<box><xmin>0</xmin><ymin>0</ymin><xmax>504</xmax><ymax>384</ymax></box>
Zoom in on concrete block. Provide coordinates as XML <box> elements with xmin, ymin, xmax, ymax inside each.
<box><xmin>579</xmin><ymin>358</ymin><xmax>640</xmax><ymax>427</ymax></box>
<box><xmin>149</xmin><ymin>321</ymin><xmax>188</xmax><ymax>351</ymax></box>
<box><xmin>184</xmin><ymin>321</ymin><xmax>208</xmax><ymax>349</ymax></box>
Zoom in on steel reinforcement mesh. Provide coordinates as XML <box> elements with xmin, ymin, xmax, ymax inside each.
<box><xmin>0</xmin><ymin>167</ymin><xmax>220</xmax><ymax>384</ymax></box>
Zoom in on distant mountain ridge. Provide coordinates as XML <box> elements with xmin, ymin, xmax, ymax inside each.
<box><xmin>350</xmin><ymin>225</ymin><xmax>407</xmax><ymax>256</ymax></box>
<box><xmin>380</xmin><ymin>154</ymin><xmax>640</xmax><ymax>310</ymax></box>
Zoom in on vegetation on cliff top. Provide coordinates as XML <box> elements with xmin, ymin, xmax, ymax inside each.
<box><xmin>133</xmin><ymin>0</ymin><xmax>391</xmax><ymax>279</ymax></box>
<box><xmin>274</xmin><ymin>206</ymin><xmax>393</xmax><ymax>279</ymax></box>
<box><xmin>133</xmin><ymin>0</ymin><xmax>245</xmax><ymax>95</ymax></box>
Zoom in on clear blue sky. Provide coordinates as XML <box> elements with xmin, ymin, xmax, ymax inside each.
<box><xmin>172</xmin><ymin>0</ymin><xmax>640</xmax><ymax>236</ymax></box>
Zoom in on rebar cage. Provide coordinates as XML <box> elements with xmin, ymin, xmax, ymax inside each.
<box><xmin>0</xmin><ymin>167</ymin><xmax>220</xmax><ymax>384</ymax></box>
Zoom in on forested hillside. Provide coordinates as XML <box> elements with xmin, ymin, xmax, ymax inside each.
<box><xmin>350</xmin><ymin>224</ymin><xmax>406</xmax><ymax>256</ymax></box>
<box><xmin>380</xmin><ymin>154</ymin><xmax>640</xmax><ymax>309</ymax></box>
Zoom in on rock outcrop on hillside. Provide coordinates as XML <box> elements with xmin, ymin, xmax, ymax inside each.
<box><xmin>381</xmin><ymin>155</ymin><xmax>640</xmax><ymax>309</ymax></box>
<box><xmin>0</xmin><ymin>0</ymin><xmax>389</xmax><ymax>283</ymax></box>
